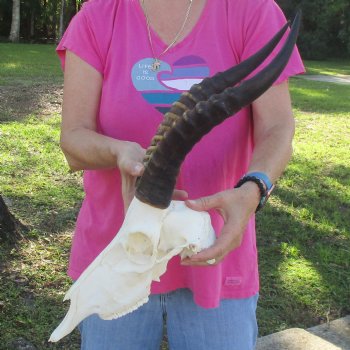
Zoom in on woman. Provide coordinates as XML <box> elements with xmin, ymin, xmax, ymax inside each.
<box><xmin>57</xmin><ymin>0</ymin><xmax>304</xmax><ymax>348</ymax></box>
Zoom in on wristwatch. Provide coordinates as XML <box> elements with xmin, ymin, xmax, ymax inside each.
<box><xmin>235</xmin><ymin>172</ymin><xmax>275</xmax><ymax>212</ymax></box>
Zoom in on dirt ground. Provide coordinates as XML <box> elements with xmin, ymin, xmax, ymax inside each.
<box><xmin>0</xmin><ymin>84</ymin><xmax>63</xmax><ymax>121</ymax></box>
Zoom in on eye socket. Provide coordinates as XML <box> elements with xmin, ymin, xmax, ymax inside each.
<box><xmin>124</xmin><ymin>231</ymin><xmax>154</xmax><ymax>258</ymax></box>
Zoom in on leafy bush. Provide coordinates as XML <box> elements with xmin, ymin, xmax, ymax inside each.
<box><xmin>277</xmin><ymin>0</ymin><xmax>350</xmax><ymax>59</ymax></box>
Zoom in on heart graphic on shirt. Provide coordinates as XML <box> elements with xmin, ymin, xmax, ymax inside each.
<box><xmin>131</xmin><ymin>55</ymin><xmax>210</xmax><ymax>114</ymax></box>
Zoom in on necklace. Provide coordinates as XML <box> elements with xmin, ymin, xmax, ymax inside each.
<box><xmin>141</xmin><ymin>0</ymin><xmax>193</xmax><ymax>71</ymax></box>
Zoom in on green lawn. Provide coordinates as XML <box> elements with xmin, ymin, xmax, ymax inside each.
<box><xmin>257</xmin><ymin>78</ymin><xmax>350</xmax><ymax>334</ymax></box>
<box><xmin>304</xmin><ymin>59</ymin><xmax>350</xmax><ymax>76</ymax></box>
<box><xmin>0</xmin><ymin>43</ymin><xmax>62</xmax><ymax>85</ymax></box>
<box><xmin>0</xmin><ymin>44</ymin><xmax>349</xmax><ymax>348</ymax></box>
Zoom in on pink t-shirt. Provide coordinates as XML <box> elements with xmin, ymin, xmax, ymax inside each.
<box><xmin>57</xmin><ymin>0</ymin><xmax>304</xmax><ymax>308</ymax></box>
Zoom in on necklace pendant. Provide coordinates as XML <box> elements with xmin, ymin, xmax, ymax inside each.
<box><xmin>152</xmin><ymin>59</ymin><xmax>161</xmax><ymax>71</ymax></box>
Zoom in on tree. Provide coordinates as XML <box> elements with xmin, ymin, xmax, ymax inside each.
<box><xmin>59</xmin><ymin>0</ymin><xmax>66</xmax><ymax>40</ymax></box>
<box><xmin>0</xmin><ymin>1</ymin><xmax>349</xmax><ymax>58</ymax></box>
<box><xmin>0</xmin><ymin>195</ymin><xmax>25</xmax><ymax>244</ymax></box>
<box><xmin>276</xmin><ymin>0</ymin><xmax>350</xmax><ymax>59</ymax></box>
<box><xmin>8</xmin><ymin>0</ymin><xmax>20</xmax><ymax>42</ymax></box>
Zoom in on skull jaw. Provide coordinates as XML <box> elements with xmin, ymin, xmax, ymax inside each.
<box><xmin>49</xmin><ymin>197</ymin><xmax>215</xmax><ymax>342</ymax></box>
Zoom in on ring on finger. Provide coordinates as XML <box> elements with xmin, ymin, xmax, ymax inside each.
<box><xmin>206</xmin><ymin>258</ymin><xmax>216</xmax><ymax>265</ymax></box>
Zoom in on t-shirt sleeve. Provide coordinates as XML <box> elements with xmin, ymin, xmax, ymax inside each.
<box><xmin>56</xmin><ymin>3</ymin><xmax>105</xmax><ymax>74</ymax></box>
<box><xmin>230</xmin><ymin>0</ymin><xmax>305</xmax><ymax>84</ymax></box>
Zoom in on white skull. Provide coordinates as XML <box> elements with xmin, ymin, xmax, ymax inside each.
<box><xmin>49</xmin><ymin>198</ymin><xmax>215</xmax><ymax>342</ymax></box>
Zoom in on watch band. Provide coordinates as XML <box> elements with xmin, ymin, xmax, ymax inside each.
<box><xmin>235</xmin><ymin>176</ymin><xmax>266</xmax><ymax>197</ymax></box>
<box><xmin>235</xmin><ymin>172</ymin><xmax>274</xmax><ymax>212</ymax></box>
<box><xmin>246</xmin><ymin>172</ymin><xmax>273</xmax><ymax>191</ymax></box>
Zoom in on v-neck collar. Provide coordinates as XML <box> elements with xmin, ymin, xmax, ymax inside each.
<box><xmin>134</xmin><ymin>0</ymin><xmax>211</xmax><ymax>53</ymax></box>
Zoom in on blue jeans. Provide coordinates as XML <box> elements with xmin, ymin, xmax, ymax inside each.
<box><xmin>79</xmin><ymin>288</ymin><xmax>258</xmax><ymax>350</ymax></box>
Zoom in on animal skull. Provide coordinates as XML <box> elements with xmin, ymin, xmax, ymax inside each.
<box><xmin>49</xmin><ymin>198</ymin><xmax>215</xmax><ymax>342</ymax></box>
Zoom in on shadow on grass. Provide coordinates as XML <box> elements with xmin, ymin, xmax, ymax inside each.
<box><xmin>1</xmin><ymin>239</ymin><xmax>169</xmax><ymax>350</ymax></box>
<box><xmin>4</xmin><ymin>193</ymin><xmax>82</xmax><ymax>234</ymax></box>
<box><xmin>0</xmin><ymin>205</ymin><xmax>79</xmax><ymax>349</ymax></box>
<box><xmin>257</xmin><ymin>158</ymin><xmax>350</xmax><ymax>335</ymax></box>
<box><xmin>0</xmin><ymin>263</ymin><xmax>80</xmax><ymax>349</ymax></box>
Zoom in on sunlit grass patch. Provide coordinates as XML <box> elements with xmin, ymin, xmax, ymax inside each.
<box><xmin>278</xmin><ymin>257</ymin><xmax>329</xmax><ymax>308</ymax></box>
<box><xmin>0</xmin><ymin>116</ymin><xmax>83</xmax><ymax>229</ymax></box>
<box><xmin>304</xmin><ymin>59</ymin><xmax>350</xmax><ymax>76</ymax></box>
<box><xmin>0</xmin><ymin>43</ymin><xmax>62</xmax><ymax>85</ymax></box>
<box><xmin>289</xmin><ymin>78</ymin><xmax>350</xmax><ymax>113</ymax></box>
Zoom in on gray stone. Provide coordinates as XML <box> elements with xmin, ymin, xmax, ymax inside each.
<box><xmin>256</xmin><ymin>328</ymin><xmax>341</xmax><ymax>350</ymax></box>
<box><xmin>308</xmin><ymin>316</ymin><xmax>350</xmax><ymax>350</ymax></box>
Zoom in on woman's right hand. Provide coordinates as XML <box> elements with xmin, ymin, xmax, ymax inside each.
<box><xmin>115</xmin><ymin>141</ymin><xmax>146</xmax><ymax>212</ymax></box>
<box><xmin>116</xmin><ymin>140</ymin><xmax>189</xmax><ymax>212</ymax></box>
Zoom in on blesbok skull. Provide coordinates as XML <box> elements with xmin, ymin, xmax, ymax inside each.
<box><xmin>49</xmin><ymin>12</ymin><xmax>301</xmax><ymax>342</ymax></box>
<box><xmin>49</xmin><ymin>199</ymin><xmax>215</xmax><ymax>341</ymax></box>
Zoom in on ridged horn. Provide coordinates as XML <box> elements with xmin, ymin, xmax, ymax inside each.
<box><xmin>136</xmin><ymin>11</ymin><xmax>301</xmax><ymax>208</ymax></box>
<box><xmin>143</xmin><ymin>21</ymin><xmax>290</xmax><ymax>166</ymax></box>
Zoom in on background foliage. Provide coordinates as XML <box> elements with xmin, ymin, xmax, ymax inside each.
<box><xmin>0</xmin><ymin>0</ymin><xmax>83</xmax><ymax>43</ymax></box>
<box><xmin>277</xmin><ymin>0</ymin><xmax>350</xmax><ymax>59</ymax></box>
<box><xmin>0</xmin><ymin>0</ymin><xmax>350</xmax><ymax>58</ymax></box>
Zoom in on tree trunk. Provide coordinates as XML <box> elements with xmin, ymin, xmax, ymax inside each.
<box><xmin>67</xmin><ymin>0</ymin><xmax>77</xmax><ymax>24</ymax></box>
<box><xmin>43</xmin><ymin>0</ymin><xmax>48</xmax><ymax>42</ymax></box>
<box><xmin>59</xmin><ymin>0</ymin><xmax>66</xmax><ymax>40</ymax></box>
<box><xmin>52</xmin><ymin>0</ymin><xmax>58</xmax><ymax>42</ymax></box>
<box><xmin>30</xmin><ymin>11</ymin><xmax>35</xmax><ymax>39</ymax></box>
<box><xmin>0</xmin><ymin>195</ymin><xmax>25</xmax><ymax>244</ymax></box>
<box><xmin>9</xmin><ymin>0</ymin><xmax>20</xmax><ymax>42</ymax></box>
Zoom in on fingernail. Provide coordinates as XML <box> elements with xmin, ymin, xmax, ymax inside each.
<box><xmin>187</xmin><ymin>200</ymin><xmax>196</xmax><ymax>205</ymax></box>
<box><xmin>134</xmin><ymin>164</ymin><xmax>143</xmax><ymax>173</ymax></box>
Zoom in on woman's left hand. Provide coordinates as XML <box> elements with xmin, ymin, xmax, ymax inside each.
<box><xmin>181</xmin><ymin>182</ymin><xmax>261</xmax><ymax>266</ymax></box>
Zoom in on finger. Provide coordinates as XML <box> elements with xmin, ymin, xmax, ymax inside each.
<box><xmin>185</xmin><ymin>192</ymin><xmax>224</xmax><ymax>212</ymax></box>
<box><xmin>181</xmin><ymin>257</ymin><xmax>220</xmax><ymax>266</ymax></box>
<box><xmin>129</xmin><ymin>162</ymin><xmax>144</xmax><ymax>177</ymax></box>
<box><xmin>122</xmin><ymin>182</ymin><xmax>136</xmax><ymax>213</ymax></box>
<box><xmin>183</xmin><ymin>240</ymin><xmax>227</xmax><ymax>264</ymax></box>
<box><xmin>180</xmin><ymin>248</ymin><xmax>225</xmax><ymax>266</ymax></box>
<box><xmin>182</xmin><ymin>222</ymin><xmax>242</xmax><ymax>266</ymax></box>
<box><xmin>172</xmin><ymin>190</ymin><xmax>189</xmax><ymax>201</ymax></box>
<box><xmin>180</xmin><ymin>239</ymin><xmax>226</xmax><ymax>266</ymax></box>
<box><xmin>120</xmin><ymin>159</ymin><xmax>144</xmax><ymax>177</ymax></box>
<box><xmin>122</xmin><ymin>191</ymin><xmax>134</xmax><ymax>213</ymax></box>
<box><xmin>181</xmin><ymin>258</ymin><xmax>206</xmax><ymax>266</ymax></box>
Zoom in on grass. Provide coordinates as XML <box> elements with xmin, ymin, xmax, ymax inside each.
<box><xmin>258</xmin><ymin>79</ymin><xmax>350</xmax><ymax>334</ymax></box>
<box><xmin>0</xmin><ymin>43</ymin><xmax>349</xmax><ymax>348</ymax></box>
<box><xmin>304</xmin><ymin>59</ymin><xmax>350</xmax><ymax>76</ymax></box>
<box><xmin>0</xmin><ymin>43</ymin><xmax>62</xmax><ymax>85</ymax></box>
<box><xmin>0</xmin><ymin>117</ymin><xmax>83</xmax><ymax>350</ymax></box>
<box><xmin>0</xmin><ymin>43</ymin><xmax>80</xmax><ymax>349</ymax></box>
<box><xmin>256</xmin><ymin>77</ymin><xmax>350</xmax><ymax>334</ymax></box>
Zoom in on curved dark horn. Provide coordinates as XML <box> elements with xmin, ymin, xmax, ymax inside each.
<box><xmin>143</xmin><ymin>21</ymin><xmax>290</xmax><ymax>165</ymax></box>
<box><xmin>136</xmin><ymin>11</ymin><xmax>301</xmax><ymax>208</ymax></box>
<box><xmin>171</xmin><ymin>19</ymin><xmax>291</xmax><ymax>109</ymax></box>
